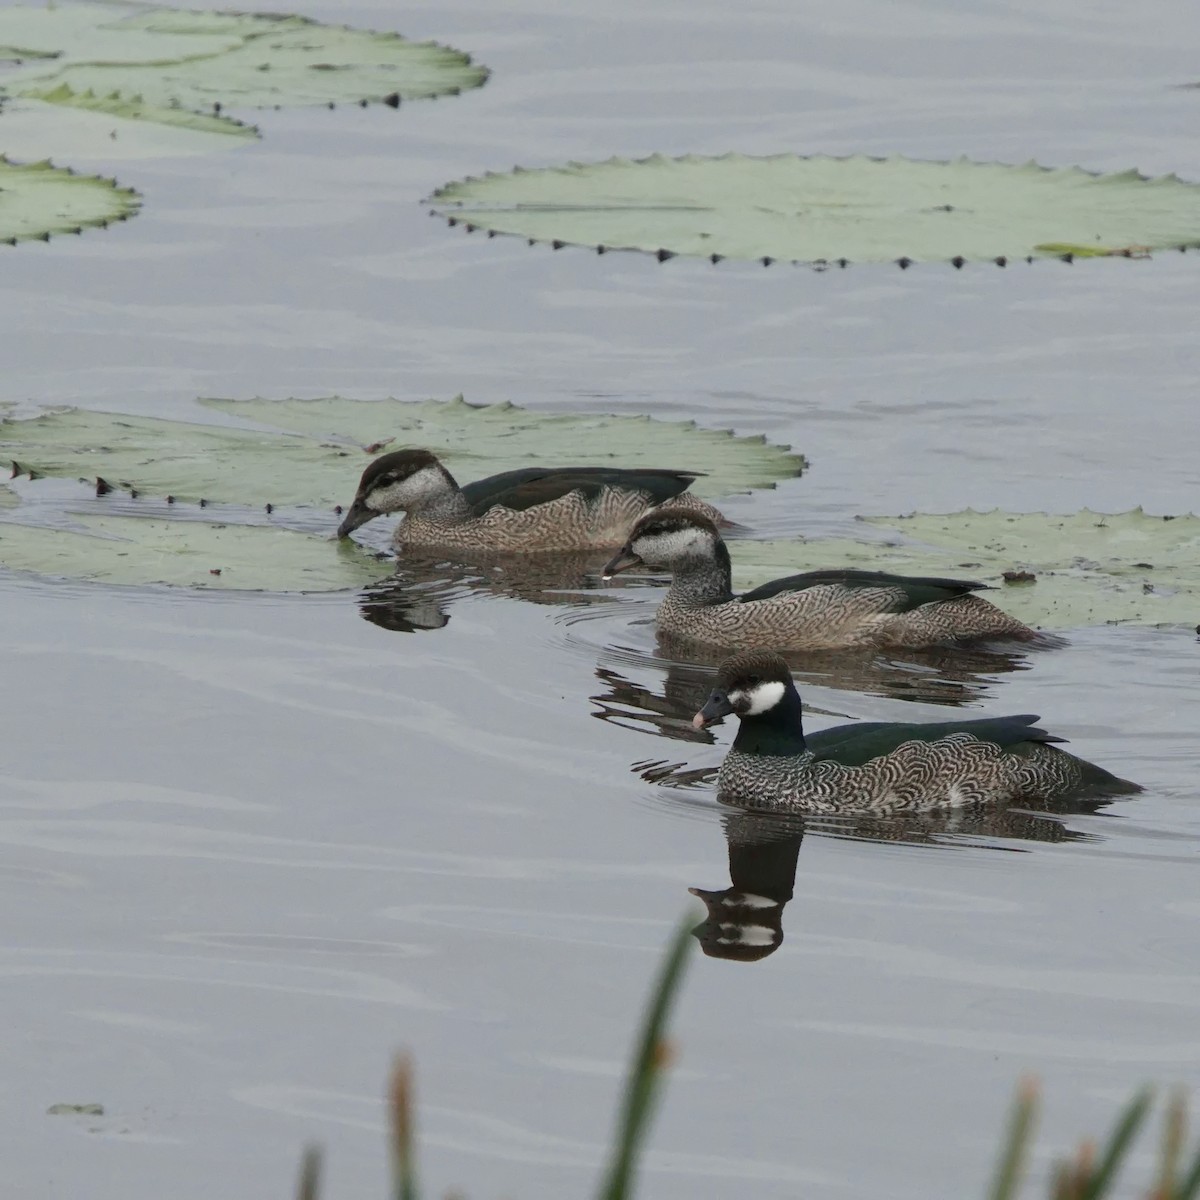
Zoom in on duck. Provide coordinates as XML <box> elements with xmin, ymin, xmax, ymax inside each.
<box><xmin>692</xmin><ymin>650</ymin><xmax>1139</xmax><ymax>814</ymax></box>
<box><xmin>602</xmin><ymin>507</ymin><xmax>1037</xmax><ymax>650</ymax></box>
<box><xmin>336</xmin><ymin>449</ymin><xmax>725</xmax><ymax>553</ymax></box>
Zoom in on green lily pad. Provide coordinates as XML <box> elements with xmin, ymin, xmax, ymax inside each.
<box><xmin>427</xmin><ymin>154</ymin><xmax>1200</xmax><ymax>266</ymax></box>
<box><xmin>0</xmin><ymin>4</ymin><xmax>487</xmax><ymax>158</ymax></box>
<box><xmin>0</xmin><ymin>94</ymin><xmax>253</xmax><ymax>162</ymax></box>
<box><xmin>0</xmin><ymin>395</ymin><xmax>804</xmax><ymax>508</ymax></box>
<box><xmin>726</xmin><ymin>509</ymin><xmax>1200</xmax><ymax>628</ymax></box>
<box><xmin>0</xmin><ymin>154</ymin><xmax>140</xmax><ymax>243</ymax></box>
<box><xmin>0</xmin><ymin>513</ymin><xmax>385</xmax><ymax>591</ymax></box>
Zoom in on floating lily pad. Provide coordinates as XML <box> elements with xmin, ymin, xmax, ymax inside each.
<box><xmin>0</xmin><ymin>395</ymin><xmax>804</xmax><ymax>508</ymax></box>
<box><xmin>0</xmin><ymin>154</ymin><xmax>140</xmax><ymax>243</ymax></box>
<box><xmin>428</xmin><ymin>154</ymin><xmax>1200</xmax><ymax>266</ymax></box>
<box><xmin>0</xmin><ymin>514</ymin><xmax>385</xmax><ymax>591</ymax></box>
<box><xmin>725</xmin><ymin>509</ymin><xmax>1200</xmax><ymax>628</ymax></box>
<box><xmin>0</xmin><ymin>4</ymin><xmax>488</xmax><ymax>158</ymax></box>
<box><xmin>0</xmin><ymin>82</ymin><xmax>258</xmax><ymax>162</ymax></box>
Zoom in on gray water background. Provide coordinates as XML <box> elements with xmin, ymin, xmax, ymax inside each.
<box><xmin>2</xmin><ymin>0</ymin><xmax>1199</xmax><ymax>1196</ymax></box>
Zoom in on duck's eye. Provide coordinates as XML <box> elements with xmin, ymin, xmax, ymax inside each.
<box><xmin>747</xmin><ymin>674</ymin><xmax>761</xmax><ymax>686</ymax></box>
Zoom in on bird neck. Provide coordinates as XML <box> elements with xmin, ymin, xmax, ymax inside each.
<box><xmin>666</xmin><ymin>540</ymin><xmax>736</xmax><ymax>606</ymax></box>
<box><xmin>409</xmin><ymin>466</ymin><xmax>472</xmax><ymax>523</ymax></box>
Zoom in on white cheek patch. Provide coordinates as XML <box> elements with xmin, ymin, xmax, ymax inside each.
<box><xmin>634</xmin><ymin>525</ymin><xmax>712</xmax><ymax>563</ymax></box>
<box><xmin>742</xmin><ymin>679</ymin><xmax>786</xmax><ymax>716</ymax></box>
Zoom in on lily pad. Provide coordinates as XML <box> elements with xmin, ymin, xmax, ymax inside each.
<box><xmin>0</xmin><ymin>154</ymin><xmax>140</xmax><ymax>243</ymax></box>
<box><xmin>0</xmin><ymin>513</ymin><xmax>385</xmax><ymax>591</ymax></box>
<box><xmin>0</xmin><ymin>5</ymin><xmax>488</xmax><ymax>160</ymax></box>
<box><xmin>725</xmin><ymin>509</ymin><xmax>1200</xmax><ymax>629</ymax></box>
<box><xmin>0</xmin><ymin>94</ymin><xmax>253</xmax><ymax>162</ymax></box>
<box><xmin>0</xmin><ymin>4</ymin><xmax>488</xmax><ymax>119</ymax></box>
<box><xmin>427</xmin><ymin>154</ymin><xmax>1200</xmax><ymax>266</ymax></box>
<box><xmin>0</xmin><ymin>395</ymin><xmax>804</xmax><ymax>508</ymax></box>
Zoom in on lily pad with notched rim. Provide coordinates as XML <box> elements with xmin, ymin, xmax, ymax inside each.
<box><xmin>722</xmin><ymin>509</ymin><xmax>1200</xmax><ymax>628</ymax></box>
<box><xmin>0</xmin><ymin>154</ymin><xmax>140</xmax><ymax>243</ymax></box>
<box><xmin>0</xmin><ymin>395</ymin><xmax>804</xmax><ymax>508</ymax></box>
<box><xmin>427</xmin><ymin>153</ymin><xmax>1200</xmax><ymax>266</ymax></box>
<box><xmin>0</xmin><ymin>4</ymin><xmax>488</xmax><ymax>159</ymax></box>
<box><xmin>0</xmin><ymin>513</ymin><xmax>385</xmax><ymax>591</ymax></box>
<box><xmin>0</xmin><ymin>88</ymin><xmax>255</xmax><ymax>163</ymax></box>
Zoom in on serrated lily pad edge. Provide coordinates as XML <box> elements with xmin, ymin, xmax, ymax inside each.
<box><xmin>426</xmin><ymin>152</ymin><xmax>1200</xmax><ymax>270</ymax></box>
<box><xmin>0</xmin><ymin>154</ymin><xmax>142</xmax><ymax>245</ymax></box>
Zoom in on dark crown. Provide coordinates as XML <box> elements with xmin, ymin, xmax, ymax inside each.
<box><xmin>630</xmin><ymin>506</ymin><xmax>720</xmax><ymax>541</ymax></box>
<box><xmin>716</xmin><ymin>650</ymin><xmax>792</xmax><ymax>691</ymax></box>
<box><xmin>357</xmin><ymin>448</ymin><xmax>441</xmax><ymax>492</ymax></box>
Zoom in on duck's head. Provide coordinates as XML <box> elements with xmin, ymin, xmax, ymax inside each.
<box><xmin>338</xmin><ymin>449</ymin><xmax>453</xmax><ymax>537</ymax></box>
<box><xmin>602</xmin><ymin>507</ymin><xmax>725</xmax><ymax>578</ymax></box>
<box><xmin>693</xmin><ymin>651</ymin><xmax>794</xmax><ymax>729</ymax></box>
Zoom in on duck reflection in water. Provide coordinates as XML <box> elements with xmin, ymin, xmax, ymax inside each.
<box><xmin>689</xmin><ymin>811</ymin><xmax>804</xmax><ymax>963</ymax></box>
<box><xmin>686</xmin><ymin>785</ymin><xmax>1122</xmax><ymax>964</ymax></box>
<box><xmin>357</xmin><ymin>549</ymin><xmax>643</xmax><ymax>634</ymax></box>
<box><xmin>591</xmin><ymin>634</ymin><xmax>1037</xmax><ymax>747</ymax></box>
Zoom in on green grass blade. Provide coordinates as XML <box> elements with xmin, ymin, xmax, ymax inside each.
<box><xmin>296</xmin><ymin>1144</ymin><xmax>322</xmax><ymax>1200</ymax></box>
<box><xmin>390</xmin><ymin>1054</ymin><xmax>419</xmax><ymax>1200</ymax></box>
<box><xmin>1080</xmin><ymin>1087</ymin><xmax>1153</xmax><ymax>1200</ymax></box>
<box><xmin>987</xmin><ymin>1076</ymin><xmax>1040</xmax><ymax>1200</ymax></box>
<box><xmin>595</xmin><ymin>912</ymin><xmax>696</xmax><ymax>1200</ymax></box>
<box><xmin>1174</xmin><ymin>1140</ymin><xmax>1200</xmax><ymax>1200</ymax></box>
<box><xmin>1154</xmin><ymin>1090</ymin><xmax>1187</xmax><ymax>1200</ymax></box>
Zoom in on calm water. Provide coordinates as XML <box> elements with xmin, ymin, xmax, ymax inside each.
<box><xmin>2</xmin><ymin>1</ymin><xmax>1199</xmax><ymax>1197</ymax></box>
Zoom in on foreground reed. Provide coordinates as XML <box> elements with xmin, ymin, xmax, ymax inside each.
<box><xmin>296</xmin><ymin>911</ymin><xmax>694</xmax><ymax>1200</ymax></box>
<box><xmin>988</xmin><ymin>1081</ymin><xmax>1200</xmax><ymax>1200</ymax></box>
<box><xmin>296</xmin><ymin>912</ymin><xmax>1200</xmax><ymax>1199</ymax></box>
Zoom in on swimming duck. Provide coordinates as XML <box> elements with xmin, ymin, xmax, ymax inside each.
<box><xmin>693</xmin><ymin>651</ymin><xmax>1139</xmax><ymax>814</ymax></box>
<box><xmin>602</xmin><ymin>507</ymin><xmax>1036</xmax><ymax>650</ymax></box>
<box><xmin>337</xmin><ymin>450</ymin><xmax>725</xmax><ymax>553</ymax></box>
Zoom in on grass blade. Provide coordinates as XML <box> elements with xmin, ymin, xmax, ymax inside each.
<box><xmin>296</xmin><ymin>1144</ymin><xmax>322</xmax><ymax>1200</ymax></box>
<box><xmin>1175</xmin><ymin>1140</ymin><xmax>1200</xmax><ymax>1200</ymax></box>
<box><xmin>595</xmin><ymin>912</ymin><xmax>696</xmax><ymax>1200</ymax></box>
<box><xmin>987</xmin><ymin>1076</ymin><xmax>1040</xmax><ymax>1200</ymax></box>
<box><xmin>1080</xmin><ymin>1087</ymin><xmax>1153</xmax><ymax>1200</ymax></box>
<box><xmin>1152</xmin><ymin>1090</ymin><xmax>1187</xmax><ymax>1200</ymax></box>
<box><xmin>390</xmin><ymin>1053</ymin><xmax>419</xmax><ymax>1200</ymax></box>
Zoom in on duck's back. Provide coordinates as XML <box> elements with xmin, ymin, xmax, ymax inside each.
<box><xmin>400</xmin><ymin>466</ymin><xmax>719</xmax><ymax>552</ymax></box>
<box><xmin>720</xmin><ymin>715</ymin><xmax>1138</xmax><ymax>815</ymax></box>
<box><xmin>463</xmin><ymin>466</ymin><xmax>700</xmax><ymax>516</ymax></box>
<box><xmin>667</xmin><ymin>569</ymin><xmax>1034</xmax><ymax>650</ymax></box>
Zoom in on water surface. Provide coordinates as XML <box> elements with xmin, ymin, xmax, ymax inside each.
<box><xmin>2</xmin><ymin>1</ymin><xmax>1199</xmax><ymax>1197</ymax></box>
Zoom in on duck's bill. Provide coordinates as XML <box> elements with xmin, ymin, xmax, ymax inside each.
<box><xmin>692</xmin><ymin>690</ymin><xmax>734</xmax><ymax>729</ymax></box>
<box><xmin>601</xmin><ymin>546</ymin><xmax>643</xmax><ymax>579</ymax></box>
<box><xmin>336</xmin><ymin>500</ymin><xmax>375</xmax><ymax>539</ymax></box>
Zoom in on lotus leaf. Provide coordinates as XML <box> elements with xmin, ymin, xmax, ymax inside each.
<box><xmin>0</xmin><ymin>154</ymin><xmax>140</xmax><ymax>243</ymax></box>
<box><xmin>0</xmin><ymin>513</ymin><xmax>385</xmax><ymax>592</ymax></box>
<box><xmin>726</xmin><ymin>509</ymin><xmax>1200</xmax><ymax>629</ymax></box>
<box><xmin>428</xmin><ymin>154</ymin><xmax>1200</xmax><ymax>266</ymax></box>
<box><xmin>0</xmin><ymin>395</ymin><xmax>804</xmax><ymax>508</ymax></box>
<box><xmin>0</xmin><ymin>4</ymin><xmax>487</xmax><ymax>157</ymax></box>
